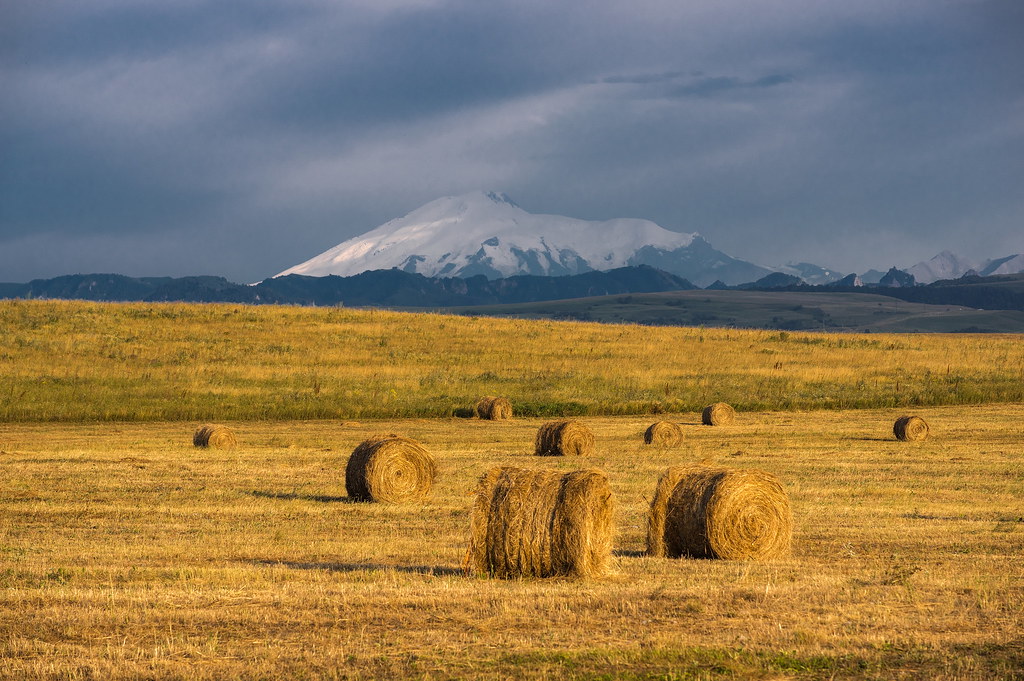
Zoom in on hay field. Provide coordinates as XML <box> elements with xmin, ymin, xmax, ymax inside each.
<box><xmin>3</xmin><ymin>299</ymin><xmax>1024</xmax><ymax>421</ymax></box>
<box><xmin>1</xmin><ymin>406</ymin><xmax>1021</xmax><ymax>679</ymax></box>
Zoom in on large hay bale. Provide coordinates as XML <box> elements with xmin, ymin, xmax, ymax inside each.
<box><xmin>644</xmin><ymin>421</ymin><xmax>684</xmax><ymax>446</ymax></box>
<box><xmin>345</xmin><ymin>434</ymin><xmax>436</xmax><ymax>503</ymax></box>
<box><xmin>534</xmin><ymin>420</ymin><xmax>595</xmax><ymax>457</ymax></box>
<box><xmin>466</xmin><ymin>466</ymin><xmax>614</xmax><ymax>579</ymax></box>
<box><xmin>893</xmin><ymin>415</ymin><xmax>929</xmax><ymax>442</ymax></box>
<box><xmin>192</xmin><ymin>424</ymin><xmax>237</xmax><ymax>449</ymax></box>
<box><xmin>701</xmin><ymin>402</ymin><xmax>736</xmax><ymax>426</ymax></box>
<box><xmin>646</xmin><ymin>465</ymin><xmax>791</xmax><ymax>561</ymax></box>
<box><xmin>476</xmin><ymin>396</ymin><xmax>513</xmax><ymax>420</ymax></box>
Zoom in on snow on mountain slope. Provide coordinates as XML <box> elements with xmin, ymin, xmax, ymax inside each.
<box><xmin>980</xmin><ymin>253</ymin><xmax>1024</xmax><ymax>277</ymax></box>
<box><xmin>907</xmin><ymin>251</ymin><xmax>980</xmax><ymax>284</ymax></box>
<box><xmin>278</xmin><ymin>191</ymin><xmax>780</xmax><ymax>284</ymax></box>
<box><xmin>906</xmin><ymin>251</ymin><xmax>1024</xmax><ymax>283</ymax></box>
<box><xmin>276</xmin><ymin>191</ymin><xmax>697</xmax><ymax>280</ymax></box>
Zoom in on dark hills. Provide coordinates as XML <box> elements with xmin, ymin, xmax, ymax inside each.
<box><xmin>0</xmin><ymin>265</ymin><xmax>698</xmax><ymax>307</ymax></box>
<box><xmin>2</xmin><ymin>267</ymin><xmax>1023</xmax><ymax>317</ymax></box>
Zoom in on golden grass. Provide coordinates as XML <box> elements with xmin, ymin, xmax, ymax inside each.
<box><xmin>0</xmin><ymin>404</ymin><xmax>1021</xmax><ymax>679</ymax></box>
<box><xmin>2</xmin><ymin>299</ymin><xmax>1024</xmax><ymax>421</ymax></box>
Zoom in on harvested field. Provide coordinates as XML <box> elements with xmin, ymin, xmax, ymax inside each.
<box><xmin>0</xmin><ymin>404</ymin><xmax>1021</xmax><ymax>680</ymax></box>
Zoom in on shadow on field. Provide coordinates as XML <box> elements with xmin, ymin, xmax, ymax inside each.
<box><xmin>613</xmin><ymin>549</ymin><xmax>647</xmax><ymax>558</ymax></box>
<box><xmin>247</xmin><ymin>489</ymin><xmax>356</xmax><ymax>503</ymax></box>
<box><xmin>248</xmin><ymin>559</ymin><xmax>464</xmax><ymax>577</ymax></box>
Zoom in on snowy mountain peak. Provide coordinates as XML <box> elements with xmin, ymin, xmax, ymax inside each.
<box><xmin>906</xmin><ymin>251</ymin><xmax>979</xmax><ymax>284</ymax></box>
<box><xmin>275</xmin><ymin>191</ymin><xmax>733</xmax><ymax>281</ymax></box>
<box><xmin>904</xmin><ymin>251</ymin><xmax>1024</xmax><ymax>284</ymax></box>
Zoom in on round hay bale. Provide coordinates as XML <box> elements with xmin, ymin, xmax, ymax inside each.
<box><xmin>701</xmin><ymin>402</ymin><xmax>736</xmax><ymax>426</ymax></box>
<box><xmin>466</xmin><ymin>466</ymin><xmax>614</xmax><ymax>579</ymax></box>
<box><xmin>345</xmin><ymin>434</ymin><xmax>436</xmax><ymax>503</ymax></box>
<box><xmin>644</xmin><ymin>421</ymin><xmax>684</xmax><ymax>446</ymax></box>
<box><xmin>476</xmin><ymin>396</ymin><xmax>513</xmax><ymax>420</ymax></box>
<box><xmin>534</xmin><ymin>420</ymin><xmax>595</xmax><ymax>457</ymax></box>
<box><xmin>192</xmin><ymin>424</ymin><xmax>237</xmax><ymax>449</ymax></box>
<box><xmin>893</xmin><ymin>415</ymin><xmax>929</xmax><ymax>442</ymax></box>
<box><xmin>646</xmin><ymin>465</ymin><xmax>791</xmax><ymax>561</ymax></box>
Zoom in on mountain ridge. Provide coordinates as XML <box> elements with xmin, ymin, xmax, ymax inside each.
<box><xmin>4</xmin><ymin>269</ymin><xmax>1023</xmax><ymax>320</ymax></box>
<box><xmin>275</xmin><ymin>191</ymin><xmax>774</xmax><ymax>287</ymax></box>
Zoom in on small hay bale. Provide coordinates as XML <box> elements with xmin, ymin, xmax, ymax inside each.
<box><xmin>646</xmin><ymin>465</ymin><xmax>791</xmax><ymax>561</ymax></box>
<box><xmin>534</xmin><ymin>420</ymin><xmax>595</xmax><ymax>457</ymax></box>
<box><xmin>192</xmin><ymin>424</ymin><xmax>237</xmax><ymax>449</ymax></box>
<box><xmin>893</xmin><ymin>415</ymin><xmax>929</xmax><ymax>442</ymax></box>
<box><xmin>345</xmin><ymin>434</ymin><xmax>436</xmax><ymax>503</ymax></box>
<box><xmin>476</xmin><ymin>396</ymin><xmax>513</xmax><ymax>420</ymax></box>
<box><xmin>701</xmin><ymin>402</ymin><xmax>736</xmax><ymax>426</ymax></box>
<box><xmin>644</xmin><ymin>421</ymin><xmax>684</xmax><ymax>446</ymax></box>
<box><xmin>466</xmin><ymin>466</ymin><xmax>614</xmax><ymax>579</ymax></box>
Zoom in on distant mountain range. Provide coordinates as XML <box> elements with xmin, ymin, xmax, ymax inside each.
<box><xmin>3</xmin><ymin>267</ymin><xmax>1024</xmax><ymax>315</ymax></box>
<box><xmin>276</xmin><ymin>190</ymin><xmax>1022</xmax><ymax>287</ymax></box>
<box><xmin>0</xmin><ymin>266</ymin><xmax>697</xmax><ymax>308</ymax></box>
<box><xmin>3</xmin><ymin>190</ymin><xmax>1022</xmax><ymax>314</ymax></box>
<box><xmin>906</xmin><ymin>251</ymin><xmax>1024</xmax><ymax>284</ymax></box>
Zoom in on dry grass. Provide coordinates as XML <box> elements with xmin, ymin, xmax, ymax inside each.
<box><xmin>0</xmin><ymin>404</ymin><xmax>1022</xmax><ymax>679</ymax></box>
<box><xmin>3</xmin><ymin>299</ymin><xmax>1024</xmax><ymax>422</ymax></box>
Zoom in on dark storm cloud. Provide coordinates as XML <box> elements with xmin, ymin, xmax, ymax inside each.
<box><xmin>1</xmin><ymin>0</ymin><xmax>1022</xmax><ymax>281</ymax></box>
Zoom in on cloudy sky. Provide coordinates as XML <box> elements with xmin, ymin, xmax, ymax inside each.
<box><xmin>2</xmin><ymin>0</ymin><xmax>1022</xmax><ymax>283</ymax></box>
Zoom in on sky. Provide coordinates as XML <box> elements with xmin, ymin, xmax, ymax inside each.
<box><xmin>1</xmin><ymin>0</ymin><xmax>1022</xmax><ymax>283</ymax></box>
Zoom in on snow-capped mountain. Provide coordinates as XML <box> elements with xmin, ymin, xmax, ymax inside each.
<box><xmin>275</xmin><ymin>191</ymin><xmax>773</xmax><ymax>287</ymax></box>
<box><xmin>980</xmin><ymin>253</ymin><xmax>1024</xmax><ymax>277</ymax></box>
<box><xmin>906</xmin><ymin>251</ymin><xmax>980</xmax><ymax>284</ymax></box>
<box><xmin>906</xmin><ymin>251</ymin><xmax>1024</xmax><ymax>284</ymax></box>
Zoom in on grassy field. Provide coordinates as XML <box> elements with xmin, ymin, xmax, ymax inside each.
<box><xmin>1</xmin><ymin>300</ymin><xmax>1021</xmax><ymax>679</ymax></box>
<box><xmin>449</xmin><ymin>289</ymin><xmax>1024</xmax><ymax>333</ymax></box>
<box><xmin>3</xmin><ymin>300</ymin><xmax>1024</xmax><ymax>422</ymax></box>
<box><xmin>1</xmin><ymin>405</ymin><xmax>1022</xmax><ymax>679</ymax></box>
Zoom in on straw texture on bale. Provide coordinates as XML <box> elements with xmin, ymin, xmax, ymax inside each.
<box><xmin>476</xmin><ymin>396</ymin><xmax>513</xmax><ymax>420</ymax></box>
<box><xmin>345</xmin><ymin>434</ymin><xmax>437</xmax><ymax>503</ymax></box>
<box><xmin>646</xmin><ymin>465</ymin><xmax>791</xmax><ymax>561</ymax></box>
<box><xmin>893</xmin><ymin>415</ymin><xmax>929</xmax><ymax>442</ymax></box>
<box><xmin>701</xmin><ymin>402</ymin><xmax>736</xmax><ymax>426</ymax></box>
<box><xmin>534</xmin><ymin>420</ymin><xmax>595</xmax><ymax>457</ymax></box>
<box><xmin>644</xmin><ymin>421</ymin><xmax>684</xmax><ymax>446</ymax></box>
<box><xmin>466</xmin><ymin>466</ymin><xmax>614</xmax><ymax>579</ymax></box>
<box><xmin>192</xmin><ymin>424</ymin><xmax>237</xmax><ymax>449</ymax></box>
